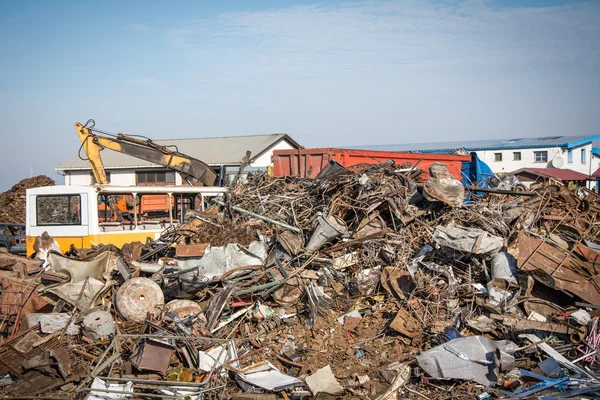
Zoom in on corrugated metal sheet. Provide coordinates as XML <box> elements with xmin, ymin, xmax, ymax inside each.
<box><xmin>349</xmin><ymin>135</ymin><xmax>599</xmax><ymax>153</ymax></box>
<box><xmin>56</xmin><ymin>134</ymin><xmax>297</xmax><ymax>171</ymax></box>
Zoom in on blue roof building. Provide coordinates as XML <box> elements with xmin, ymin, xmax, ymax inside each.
<box><xmin>350</xmin><ymin>135</ymin><xmax>599</xmax><ymax>154</ymax></box>
<box><xmin>352</xmin><ymin>135</ymin><xmax>600</xmax><ymax>189</ymax></box>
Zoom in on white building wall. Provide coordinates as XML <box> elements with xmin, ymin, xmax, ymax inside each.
<box><xmin>476</xmin><ymin>144</ymin><xmax>593</xmax><ymax>175</ymax></box>
<box><xmin>591</xmin><ymin>154</ymin><xmax>600</xmax><ymax>174</ymax></box>
<box><xmin>64</xmin><ymin>169</ymin><xmax>137</xmax><ymax>186</ymax></box>
<box><xmin>250</xmin><ymin>139</ymin><xmax>296</xmax><ymax>168</ymax></box>
<box><xmin>64</xmin><ymin>171</ymin><xmax>90</xmax><ymax>186</ymax></box>
<box><xmin>175</xmin><ymin>172</ymin><xmax>183</xmax><ymax>185</ymax></box>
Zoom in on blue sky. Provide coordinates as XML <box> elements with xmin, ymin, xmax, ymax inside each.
<box><xmin>0</xmin><ymin>0</ymin><xmax>599</xmax><ymax>191</ymax></box>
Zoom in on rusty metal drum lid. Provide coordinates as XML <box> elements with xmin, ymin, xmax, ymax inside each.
<box><xmin>116</xmin><ymin>277</ymin><xmax>164</xmax><ymax>323</ymax></box>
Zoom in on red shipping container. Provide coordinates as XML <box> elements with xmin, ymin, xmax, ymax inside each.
<box><xmin>272</xmin><ymin>148</ymin><xmax>470</xmax><ymax>181</ymax></box>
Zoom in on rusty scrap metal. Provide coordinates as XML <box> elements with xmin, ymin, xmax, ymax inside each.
<box><xmin>0</xmin><ymin>161</ymin><xmax>599</xmax><ymax>399</ymax></box>
<box><xmin>517</xmin><ymin>232</ymin><xmax>600</xmax><ymax>304</ymax></box>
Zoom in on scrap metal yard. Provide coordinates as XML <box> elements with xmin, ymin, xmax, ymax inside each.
<box><xmin>0</xmin><ymin>152</ymin><xmax>600</xmax><ymax>399</ymax></box>
<box><xmin>1</xmin><ymin>2</ymin><xmax>599</xmax><ymax>399</ymax></box>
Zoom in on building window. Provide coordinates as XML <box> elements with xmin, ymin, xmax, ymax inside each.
<box><xmin>582</xmin><ymin>149</ymin><xmax>587</xmax><ymax>164</ymax></box>
<box><xmin>513</xmin><ymin>152</ymin><xmax>521</xmax><ymax>161</ymax></box>
<box><xmin>567</xmin><ymin>150</ymin><xmax>573</xmax><ymax>164</ymax></box>
<box><xmin>91</xmin><ymin>172</ymin><xmax>111</xmax><ymax>184</ymax></box>
<box><xmin>36</xmin><ymin>195</ymin><xmax>81</xmax><ymax>226</ymax></box>
<box><xmin>534</xmin><ymin>151</ymin><xmax>548</xmax><ymax>163</ymax></box>
<box><xmin>136</xmin><ymin>171</ymin><xmax>176</xmax><ymax>186</ymax></box>
<box><xmin>494</xmin><ymin>153</ymin><xmax>502</xmax><ymax>162</ymax></box>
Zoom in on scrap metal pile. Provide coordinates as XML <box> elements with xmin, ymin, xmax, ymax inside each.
<box><xmin>1</xmin><ymin>162</ymin><xmax>600</xmax><ymax>399</ymax></box>
<box><xmin>0</xmin><ymin>175</ymin><xmax>55</xmax><ymax>223</ymax></box>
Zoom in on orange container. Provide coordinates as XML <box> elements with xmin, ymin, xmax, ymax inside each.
<box><xmin>272</xmin><ymin>148</ymin><xmax>469</xmax><ymax>181</ymax></box>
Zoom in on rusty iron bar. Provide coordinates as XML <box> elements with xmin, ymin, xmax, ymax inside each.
<box><xmin>217</xmin><ymin>201</ymin><xmax>301</xmax><ymax>233</ymax></box>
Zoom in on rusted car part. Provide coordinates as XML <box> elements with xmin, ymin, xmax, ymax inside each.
<box><xmin>518</xmin><ymin>232</ymin><xmax>600</xmax><ymax>304</ymax></box>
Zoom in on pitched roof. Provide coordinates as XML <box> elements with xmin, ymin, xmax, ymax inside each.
<box><xmin>511</xmin><ymin>167</ymin><xmax>591</xmax><ymax>181</ymax></box>
<box><xmin>593</xmin><ymin>167</ymin><xmax>600</xmax><ymax>178</ymax></box>
<box><xmin>350</xmin><ymin>135</ymin><xmax>600</xmax><ymax>153</ymax></box>
<box><xmin>56</xmin><ymin>133</ymin><xmax>299</xmax><ymax>171</ymax></box>
<box><xmin>592</xmin><ymin>148</ymin><xmax>600</xmax><ymax>158</ymax></box>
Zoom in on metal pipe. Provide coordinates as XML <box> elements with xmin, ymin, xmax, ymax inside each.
<box><xmin>168</xmin><ymin>193</ymin><xmax>173</xmax><ymax>226</ymax></box>
<box><xmin>114</xmin><ymin>333</ymin><xmax>232</xmax><ymax>342</ymax></box>
<box><xmin>465</xmin><ymin>186</ymin><xmax>537</xmax><ymax>196</ymax></box>
<box><xmin>77</xmin><ymin>385</ymin><xmax>226</xmax><ymax>399</ymax></box>
<box><xmin>94</xmin><ymin>376</ymin><xmax>208</xmax><ymax>387</ymax></box>
<box><xmin>91</xmin><ymin>352</ymin><xmax>121</xmax><ymax>378</ymax></box>
<box><xmin>217</xmin><ymin>202</ymin><xmax>300</xmax><ymax>233</ymax></box>
<box><xmin>132</xmin><ymin>193</ymin><xmax>138</xmax><ymax>228</ymax></box>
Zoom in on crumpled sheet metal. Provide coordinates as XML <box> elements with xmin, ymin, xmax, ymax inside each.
<box><xmin>25</xmin><ymin>313</ymin><xmax>80</xmax><ymax>335</ymax></box>
<box><xmin>238</xmin><ymin>362</ymin><xmax>302</xmax><ymax>392</ymax></box>
<box><xmin>356</xmin><ymin>266</ymin><xmax>381</xmax><ymax>296</ymax></box>
<box><xmin>87</xmin><ymin>377</ymin><xmax>133</xmax><ymax>400</ymax></box>
<box><xmin>47</xmin><ymin>251</ymin><xmax>116</xmax><ymax>282</ymax></box>
<box><xmin>305</xmin><ymin>282</ymin><xmax>333</xmax><ymax>328</ymax></box>
<box><xmin>33</xmin><ymin>232</ymin><xmax>61</xmax><ymax>268</ymax></box>
<box><xmin>389</xmin><ymin>308</ymin><xmax>421</xmax><ymax>343</ymax></box>
<box><xmin>199</xmin><ymin>341</ymin><xmax>238</xmax><ymax>373</ymax></box>
<box><xmin>432</xmin><ymin>225</ymin><xmax>503</xmax><ymax>256</ymax></box>
<box><xmin>423</xmin><ymin>162</ymin><xmax>465</xmax><ymax>207</ymax></box>
<box><xmin>380</xmin><ymin>266</ymin><xmax>415</xmax><ymax>300</ymax></box>
<box><xmin>179</xmin><ymin>241</ymin><xmax>267</xmax><ymax>279</ymax></box>
<box><xmin>305</xmin><ymin>365</ymin><xmax>344</xmax><ymax>395</ymax></box>
<box><xmin>517</xmin><ymin>232</ymin><xmax>600</xmax><ymax>304</ymax></box>
<box><xmin>45</xmin><ymin>278</ymin><xmax>105</xmax><ymax>309</ymax></box>
<box><xmin>490</xmin><ymin>252</ymin><xmax>518</xmax><ymax>284</ymax></box>
<box><xmin>205</xmin><ymin>283</ymin><xmax>236</xmax><ymax>331</ymax></box>
<box><xmin>374</xmin><ymin>364</ymin><xmax>411</xmax><ymax>400</ymax></box>
<box><xmin>22</xmin><ymin>348</ymin><xmax>71</xmax><ymax>380</ymax></box>
<box><xmin>278</xmin><ymin>230</ymin><xmax>304</xmax><ymax>256</ymax></box>
<box><xmin>416</xmin><ymin>336</ymin><xmax>517</xmax><ymax>386</ymax></box>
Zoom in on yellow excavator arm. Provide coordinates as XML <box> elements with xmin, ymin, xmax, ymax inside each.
<box><xmin>75</xmin><ymin>120</ymin><xmax>217</xmax><ymax>186</ymax></box>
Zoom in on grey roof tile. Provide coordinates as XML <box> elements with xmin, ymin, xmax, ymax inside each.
<box><xmin>57</xmin><ymin>133</ymin><xmax>298</xmax><ymax>170</ymax></box>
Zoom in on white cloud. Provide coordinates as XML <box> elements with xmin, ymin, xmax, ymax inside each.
<box><xmin>157</xmin><ymin>0</ymin><xmax>600</xmax><ymax>144</ymax></box>
<box><xmin>168</xmin><ymin>1</ymin><xmax>599</xmax><ymax>72</ymax></box>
